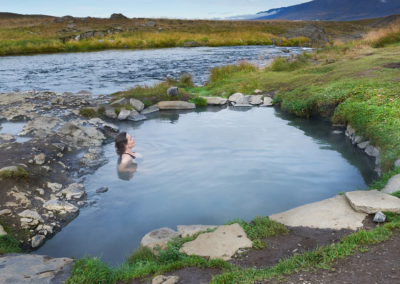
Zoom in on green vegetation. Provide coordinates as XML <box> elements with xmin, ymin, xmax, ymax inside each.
<box><xmin>190</xmin><ymin>96</ymin><xmax>207</xmax><ymax>108</ymax></box>
<box><xmin>211</xmin><ymin>214</ymin><xmax>400</xmax><ymax>283</ymax></box>
<box><xmin>0</xmin><ymin>14</ymin><xmax>378</xmax><ymax>56</ymax></box>
<box><xmin>0</xmin><ymin>223</ymin><xmax>22</xmax><ymax>255</ymax></box>
<box><xmin>392</xmin><ymin>191</ymin><xmax>400</xmax><ymax>199</ymax></box>
<box><xmin>79</xmin><ymin>107</ymin><xmax>98</xmax><ymax>118</ymax></box>
<box><xmin>0</xmin><ymin>167</ymin><xmax>29</xmax><ymax>180</ymax></box>
<box><xmin>0</xmin><ymin>235</ymin><xmax>21</xmax><ymax>255</ymax></box>
<box><xmin>112</xmin><ymin>74</ymin><xmax>195</xmax><ymax>107</ymax></box>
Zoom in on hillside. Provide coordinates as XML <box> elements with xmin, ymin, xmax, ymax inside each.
<box><xmin>254</xmin><ymin>0</ymin><xmax>400</xmax><ymax>21</ymax></box>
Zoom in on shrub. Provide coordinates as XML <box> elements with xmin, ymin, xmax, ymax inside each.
<box><xmin>126</xmin><ymin>246</ymin><xmax>157</xmax><ymax>264</ymax></box>
<box><xmin>0</xmin><ymin>167</ymin><xmax>29</xmax><ymax>180</ymax></box>
<box><xmin>0</xmin><ymin>234</ymin><xmax>21</xmax><ymax>255</ymax></box>
<box><xmin>79</xmin><ymin>107</ymin><xmax>97</xmax><ymax>118</ymax></box>
<box><xmin>190</xmin><ymin>96</ymin><xmax>207</xmax><ymax>107</ymax></box>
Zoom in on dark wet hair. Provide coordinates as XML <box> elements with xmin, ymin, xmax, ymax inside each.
<box><xmin>115</xmin><ymin>132</ymin><xmax>128</xmax><ymax>156</ymax></box>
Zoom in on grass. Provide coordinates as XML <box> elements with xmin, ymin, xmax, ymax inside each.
<box><xmin>79</xmin><ymin>107</ymin><xmax>98</xmax><ymax>118</ymax></box>
<box><xmin>0</xmin><ymin>167</ymin><xmax>29</xmax><ymax>180</ymax></box>
<box><xmin>0</xmin><ymin>14</ymin><xmax>378</xmax><ymax>56</ymax></box>
<box><xmin>0</xmin><ymin>223</ymin><xmax>22</xmax><ymax>255</ymax></box>
<box><xmin>211</xmin><ymin>214</ymin><xmax>400</xmax><ymax>283</ymax></box>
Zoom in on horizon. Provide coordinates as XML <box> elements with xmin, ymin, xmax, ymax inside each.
<box><xmin>0</xmin><ymin>0</ymin><xmax>310</xmax><ymax>19</ymax></box>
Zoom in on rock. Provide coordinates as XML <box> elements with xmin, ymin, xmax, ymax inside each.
<box><xmin>104</xmin><ymin>106</ymin><xmax>117</xmax><ymax>119</ymax></box>
<box><xmin>152</xmin><ymin>275</ymin><xmax>180</xmax><ymax>284</ymax></box>
<box><xmin>180</xmin><ymin>223</ymin><xmax>252</xmax><ymax>260</ymax></box>
<box><xmin>43</xmin><ymin>200</ymin><xmax>79</xmax><ymax>213</ymax></box>
<box><xmin>183</xmin><ymin>40</ymin><xmax>199</xmax><ymax>47</ymax></box>
<box><xmin>110</xmin><ymin>13</ymin><xmax>128</xmax><ymax>20</ymax></box>
<box><xmin>382</xmin><ymin>174</ymin><xmax>400</xmax><ymax>194</ymax></box>
<box><xmin>270</xmin><ymin>195</ymin><xmax>367</xmax><ymax>230</ymax></box>
<box><xmin>0</xmin><ymin>209</ymin><xmax>12</xmax><ymax>216</ymax></box>
<box><xmin>0</xmin><ymin>133</ymin><xmax>15</xmax><ymax>142</ymax></box>
<box><xmin>365</xmin><ymin>145</ymin><xmax>380</xmax><ymax>157</ymax></box>
<box><xmin>47</xmin><ymin>182</ymin><xmax>63</xmax><ymax>192</ymax></box>
<box><xmin>141</xmin><ymin>227</ymin><xmax>179</xmax><ymax>250</ymax></box>
<box><xmin>248</xmin><ymin>95</ymin><xmax>263</xmax><ymax>105</ymax></box>
<box><xmin>262</xmin><ymin>97</ymin><xmax>274</xmax><ymax>107</ymax></box>
<box><xmin>34</xmin><ymin>153</ymin><xmax>46</xmax><ymax>165</ymax></box>
<box><xmin>18</xmin><ymin>210</ymin><xmax>44</xmax><ymax>223</ymax></box>
<box><xmin>96</xmin><ymin>186</ymin><xmax>108</xmax><ymax>193</ymax></box>
<box><xmin>128</xmin><ymin>110</ymin><xmax>146</xmax><ymax>121</ymax></box>
<box><xmin>80</xmin><ymin>147</ymin><xmax>105</xmax><ymax>168</ymax></box>
<box><xmin>61</xmin><ymin>183</ymin><xmax>85</xmax><ymax>200</ymax></box>
<box><xmin>228</xmin><ymin>93</ymin><xmax>244</xmax><ymax>103</ymax></box>
<box><xmin>0</xmin><ymin>254</ymin><xmax>73</xmax><ymax>284</ymax></box>
<box><xmin>346</xmin><ymin>124</ymin><xmax>356</xmax><ymax>137</ymax></box>
<box><xmin>177</xmin><ymin>225</ymin><xmax>217</xmax><ymax>237</ymax></box>
<box><xmin>19</xmin><ymin>116</ymin><xmax>62</xmax><ymax>137</ymax></box>
<box><xmin>373</xmin><ymin>211</ymin><xmax>386</xmax><ymax>223</ymax></box>
<box><xmin>117</xmin><ymin>108</ymin><xmax>131</xmax><ymax>120</ymax></box>
<box><xmin>58</xmin><ymin>122</ymin><xmax>105</xmax><ymax>148</ymax></box>
<box><xmin>88</xmin><ymin>118</ymin><xmax>119</xmax><ymax>133</ymax></box>
<box><xmin>129</xmin><ymin>99</ymin><xmax>145</xmax><ymax>112</ymax></box>
<box><xmin>31</xmin><ymin>234</ymin><xmax>45</xmax><ymax>248</ymax></box>
<box><xmin>167</xmin><ymin>87</ymin><xmax>179</xmax><ymax>97</ymax></box>
<box><xmin>205</xmin><ymin>97</ymin><xmax>228</xmax><ymax>105</ymax></box>
<box><xmin>345</xmin><ymin>190</ymin><xmax>400</xmax><ymax>214</ymax></box>
<box><xmin>0</xmin><ymin>225</ymin><xmax>7</xmax><ymax>236</ymax></box>
<box><xmin>253</xmin><ymin>89</ymin><xmax>263</xmax><ymax>94</ymax></box>
<box><xmin>357</xmin><ymin>141</ymin><xmax>369</xmax><ymax>149</ymax></box>
<box><xmin>352</xmin><ymin>135</ymin><xmax>363</xmax><ymax>144</ymax></box>
<box><xmin>141</xmin><ymin>105</ymin><xmax>159</xmax><ymax>115</ymax></box>
<box><xmin>0</xmin><ymin>166</ymin><xmax>19</xmax><ymax>175</ymax></box>
<box><xmin>35</xmin><ymin>188</ymin><xmax>45</xmax><ymax>195</ymax></box>
<box><xmin>393</xmin><ymin>159</ymin><xmax>400</xmax><ymax>168</ymax></box>
<box><xmin>157</xmin><ymin>101</ymin><xmax>195</xmax><ymax>110</ymax></box>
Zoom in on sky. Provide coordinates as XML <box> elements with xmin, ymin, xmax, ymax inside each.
<box><xmin>0</xmin><ymin>0</ymin><xmax>310</xmax><ymax>19</ymax></box>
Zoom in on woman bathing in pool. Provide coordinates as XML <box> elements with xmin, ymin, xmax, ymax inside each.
<box><xmin>115</xmin><ymin>132</ymin><xmax>140</xmax><ymax>180</ymax></box>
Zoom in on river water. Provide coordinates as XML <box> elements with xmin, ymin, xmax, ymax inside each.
<box><xmin>35</xmin><ymin>107</ymin><xmax>376</xmax><ymax>265</ymax></box>
<box><xmin>0</xmin><ymin>46</ymin><xmax>309</xmax><ymax>94</ymax></box>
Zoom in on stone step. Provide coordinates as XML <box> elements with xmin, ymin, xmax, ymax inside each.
<box><xmin>344</xmin><ymin>190</ymin><xmax>400</xmax><ymax>214</ymax></box>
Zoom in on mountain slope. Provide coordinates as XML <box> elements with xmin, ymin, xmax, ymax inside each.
<box><xmin>254</xmin><ymin>0</ymin><xmax>400</xmax><ymax>21</ymax></box>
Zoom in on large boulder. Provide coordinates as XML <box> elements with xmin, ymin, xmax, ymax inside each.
<box><xmin>205</xmin><ymin>97</ymin><xmax>228</xmax><ymax>105</ymax></box>
<box><xmin>61</xmin><ymin>183</ymin><xmax>85</xmax><ymax>200</ymax></box>
<box><xmin>180</xmin><ymin>223</ymin><xmax>252</xmax><ymax>260</ymax></box>
<box><xmin>167</xmin><ymin>87</ymin><xmax>179</xmax><ymax>97</ymax></box>
<box><xmin>270</xmin><ymin>195</ymin><xmax>367</xmax><ymax>230</ymax></box>
<box><xmin>141</xmin><ymin>105</ymin><xmax>159</xmax><ymax>115</ymax></box>
<box><xmin>157</xmin><ymin>101</ymin><xmax>195</xmax><ymax>110</ymax></box>
<box><xmin>43</xmin><ymin>200</ymin><xmax>79</xmax><ymax>214</ymax></box>
<box><xmin>117</xmin><ymin>108</ymin><xmax>131</xmax><ymax>120</ymax></box>
<box><xmin>104</xmin><ymin>106</ymin><xmax>117</xmax><ymax>119</ymax></box>
<box><xmin>18</xmin><ymin>210</ymin><xmax>44</xmax><ymax>223</ymax></box>
<box><xmin>129</xmin><ymin>99</ymin><xmax>145</xmax><ymax>112</ymax></box>
<box><xmin>382</xmin><ymin>174</ymin><xmax>400</xmax><ymax>194</ymax></box>
<box><xmin>228</xmin><ymin>93</ymin><xmax>244</xmax><ymax>103</ymax></box>
<box><xmin>0</xmin><ymin>254</ymin><xmax>73</xmax><ymax>284</ymax></box>
<box><xmin>248</xmin><ymin>95</ymin><xmax>263</xmax><ymax>105</ymax></box>
<box><xmin>58</xmin><ymin>122</ymin><xmax>105</xmax><ymax>148</ymax></box>
<box><xmin>141</xmin><ymin>227</ymin><xmax>179</xmax><ymax>250</ymax></box>
<box><xmin>345</xmin><ymin>190</ymin><xmax>400</xmax><ymax>214</ymax></box>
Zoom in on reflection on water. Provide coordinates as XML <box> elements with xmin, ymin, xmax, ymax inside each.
<box><xmin>117</xmin><ymin>158</ymin><xmax>138</xmax><ymax>181</ymax></box>
<box><xmin>35</xmin><ymin>106</ymin><xmax>376</xmax><ymax>265</ymax></box>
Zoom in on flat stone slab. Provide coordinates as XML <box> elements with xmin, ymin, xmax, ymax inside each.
<box><xmin>382</xmin><ymin>174</ymin><xmax>400</xmax><ymax>194</ymax></box>
<box><xmin>177</xmin><ymin>225</ymin><xmax>217</xmax><ymax>237</ymax></box>
<box><xmin>152</xmin><ymin>275</ymin><xmax>179</xmax><ymax>284</ymax></box>
<box><xmin>345</xmin><ymin>190</ymin><xmax>400</xmax><ymax>214</ymax></box>
<box><xmin>157</xmin><ymin>101</ymin><xmax>195</xmax><ymax>110</ymax></box>
<box><xmin>180</xmin><ymin>223</ymin><xmax>252</xmax><ymax>260</ymax></box>
<box><xmin>0</xmin><ymin>254</ymin><xmax>73</xmax><ymax>284</ymax></box>
<box><xmin>205</xmin><ymin>97</ymin><xmax>227</xmax><ymax>105</ymax></box>
<box><xmin>141</xmin><ymin>227</ymin><xmax>179</xmax><ymax>250</ymax></box>
<box><xmin>270</xmin><ymin>195</ymin><xmax>367</xmax><ymax>230</ymax></box>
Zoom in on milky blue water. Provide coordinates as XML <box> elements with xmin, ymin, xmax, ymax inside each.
<box><xmin>35</xmin><ymin>107</ymin><xmax>376</xmax><ymax>264</ymax></box>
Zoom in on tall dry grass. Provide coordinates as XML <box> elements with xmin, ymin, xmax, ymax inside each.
<box><xmin>364</xmin><ymin>18</ymin><xmax>400</xmax><ymax>47</ymax></box>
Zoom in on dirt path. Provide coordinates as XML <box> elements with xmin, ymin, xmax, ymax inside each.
<box><xmin>266</xmin><ymin>230</ymin><xmax>400</xmax><ymax>284</ymax></box>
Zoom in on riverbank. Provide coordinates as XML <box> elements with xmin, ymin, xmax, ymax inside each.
<box><xmin>0</xmin><ymin>13</ymin><xmax>393</xmax><ymax>56</ymax></box>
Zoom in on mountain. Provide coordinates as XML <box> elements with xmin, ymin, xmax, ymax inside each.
<box><xmin>250</xmin><ymin>0</ymin><xmax>400</xmax><ymax>21</ymax></box>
